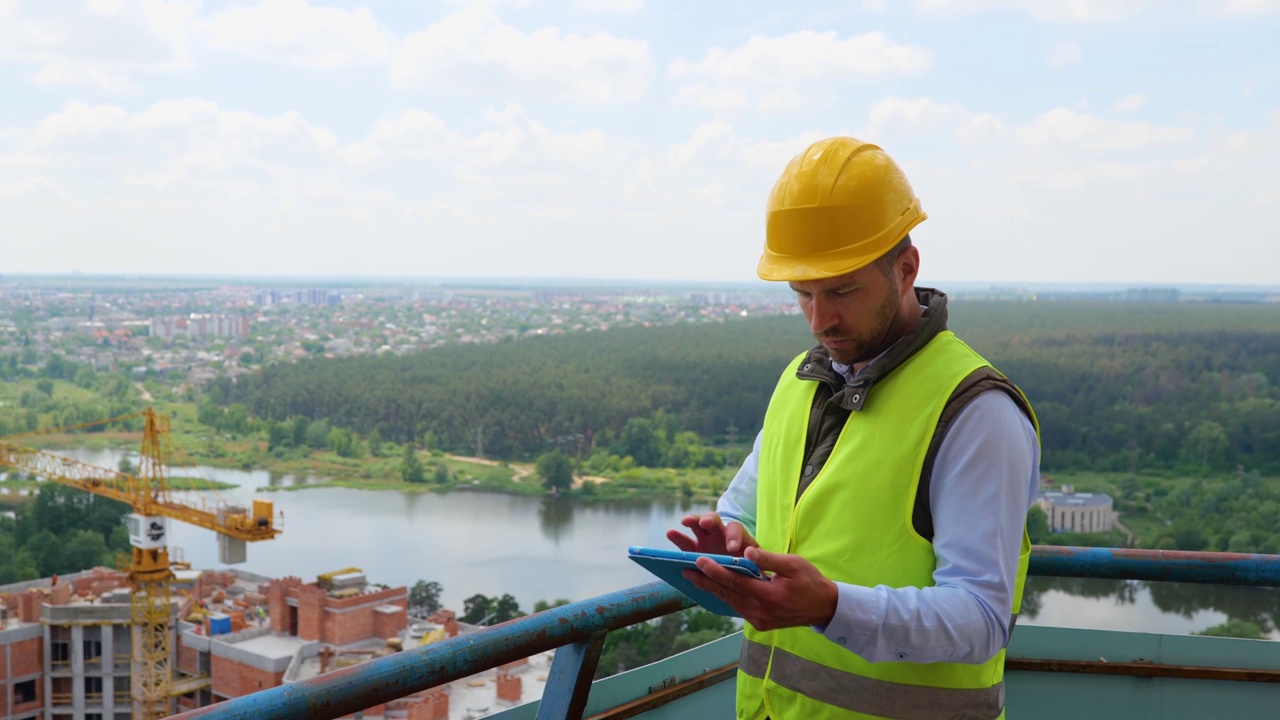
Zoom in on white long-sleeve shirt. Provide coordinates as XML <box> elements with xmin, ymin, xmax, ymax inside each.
<box><xmin>717</xmin><ymin>389</ymin><xmax>1040</xmax><ymax>664</ymax></box>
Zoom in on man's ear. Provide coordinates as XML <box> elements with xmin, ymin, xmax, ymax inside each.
<box><xmin>897</xmin><ymin>245</ymin><xmax>921</xmax><ymax>290</ymax></box>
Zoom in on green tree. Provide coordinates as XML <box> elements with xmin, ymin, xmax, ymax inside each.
<box><xmin>1183</xmin><ymin>420</ymin><xmax>1229</xmax><ymax>472</ymax></box>
<box><xmin>536</xmin><ymin>451</ymin><xmax>573</xmax><ymax>493</ymax></box>
<box><xmin>400</xmin><ymin>445</ymin><xmax>426</xmax><ymax>484</ymax></box>
<box><xmin>491</xmin><ymin>594</ymin><xmax>524</xmax><ymax>623</ymax></box>
<box><xmin>1195</xmin><ymin>619</ymin><xmax>1265</xmax><ymax>639</ymax></box>
<box><xmin>533</xmin><ymin>598</ymin><xmax>571</xmax><ymax>613</ymax></box>
<box><xmin>267</xmin><ymin>421</ymin><xmax>291</xmax><ymax>451</ymax></box>
<box><xmin>197</xmin><ymin>399</ymin><xmax>221</xmax><ymax>427</ymax></box>
<box><xmin>304</xmin><ymin>419</ymin><xmax>331</xmax><ymax>449</ymax></box>
<box><xmin>23</xmin><ymin>530</ymin><xmax>64</xmax><ymax>576</ymax></box>
<box><xmin>409</xmin><ymin>580</ymin><xmax>443</xmax><ymax>615</ymax></box>
<box><xmin>433</xmin><ymin>462</ymin><xmax>450</xmax><ymax>485</ymax></box>
<box><xmin>1025</xmin><ymin>506</ymin><xmax>1051</xmax><ymax>544</ymax></box>
<box><xmin>62</xmin><ymin>529</ymin><xmax>111</xmax><ymax>572</ymax></box>
<box><xmin>461</xmin><ymin>594</ymin><xmax>492</xmax><ymax>624</ymax></box>
<box><xmin>291</xmin><ymin>416</ymin><xmax>309</xmax><ymax>448</ymax></box>
<box><xmin>621</xmin><ymin>418</ymin><xmax>664</xmax><ymax>468</ymax></box>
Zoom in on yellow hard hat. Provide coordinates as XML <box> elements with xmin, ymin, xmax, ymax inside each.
<box><xmin>758</xmin><ymin>136</ymin><xmax>926</xmax><ymax>281</ymax></box>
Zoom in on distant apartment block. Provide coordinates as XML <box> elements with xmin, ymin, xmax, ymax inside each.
<box><xmin>1037</xmin><ymin>485</ymin><xmax>1116</xmax><ymax>534</ymax></box>
<box><xmin>150</xmin><ymin>314</ymin><xmax>250</xmax><ymax>340</ymax></box>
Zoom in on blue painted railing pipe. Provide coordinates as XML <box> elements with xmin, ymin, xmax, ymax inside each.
<box><xmin>1029</xmin><ymin>546</ymin><xmax>1280</xmax><ymax>586</ymax></box>
<box><xmin>170</xmin><ymin>547</ymin><xmax>1280</xmax><ymax>720</ymax></box>
<box><xmin>171</xmin><ymin>582</ymin><xmax>691</xmax><ymax>720</ymax></box>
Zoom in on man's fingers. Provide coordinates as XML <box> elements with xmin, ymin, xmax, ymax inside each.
<box><xmin>666</xmin><ymin>529</ymin><xmax>696</xmax><ymax>551</ymax></box>
<box><xmin>744</xmin><ymin>547</ymin><xmax>792</xmax><ymax>574</ymax></box>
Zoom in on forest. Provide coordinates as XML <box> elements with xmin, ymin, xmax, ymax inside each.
<box><xmin>0</xmin><ymin>483</ymin><xmax>132</xmax><ymax>584</ymax></box>
<box><xmin>216</xmin><ymin>300</ymin><xmax>1280</xmax><ymax>477</ymax></box>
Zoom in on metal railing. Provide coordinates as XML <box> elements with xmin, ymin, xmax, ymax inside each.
<box><xmin>171</xmin><ymin>546</ymin><xmax>1280</xmax><ymax>720</ymax></box>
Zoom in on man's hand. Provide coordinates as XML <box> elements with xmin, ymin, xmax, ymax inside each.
<box><xmin>666</xmin><ymin>512</ymin><xmax>758</xmax><ymax>557</ymax></box>
<box><xmin>685</xmin><ymin>547</ymin><xmax>838</xmax><ymax>631</ymax></box>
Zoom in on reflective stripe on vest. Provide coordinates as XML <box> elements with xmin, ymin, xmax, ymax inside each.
<box><xmin>740</xmin><ymin>639</ymin><xmax>1005</xmax><ymax>720</ymax></box>
<box><xmin>736</xmin><ymin>331</ymin><xmax>1037</xmax><ymax>720</ymax></box>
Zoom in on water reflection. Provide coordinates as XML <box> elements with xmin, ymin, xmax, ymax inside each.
<box><xmin>43</xmin><ymin>447</ymin><xmax>1277</xmax><ymax>635</ymax></box>
<box><xmin>539</xmin><ymin>497</ymin><xmax>573</xmax><ymax>543</ymax></box>
<box><xmin>1021</xmin><ymin>575</ymin><xmax>1280</xmax><ymax>638</ymax></box>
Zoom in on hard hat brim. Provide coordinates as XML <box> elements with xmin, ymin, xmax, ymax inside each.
<box><xmin>757</xmin><ymin>206</ymin><xmax>926</xmax><ymax>282</ymax></box>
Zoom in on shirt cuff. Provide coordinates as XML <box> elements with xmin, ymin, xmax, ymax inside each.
<box><xmin>812</xmin><ymin>582</ymin><xmax>884</xmax><ymax>652</ymax></box>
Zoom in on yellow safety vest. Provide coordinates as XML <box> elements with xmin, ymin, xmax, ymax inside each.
<box><xmin>737</xmin><ymin>331</ymin><xmax>1035</xmax><ymax>720</ymax></box>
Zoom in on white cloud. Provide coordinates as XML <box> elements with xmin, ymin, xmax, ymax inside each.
<box><xmin>1048</xmin><ymin>41</ymin><xmax>1081</xmax><ymax>67</ymax></box>
<box><xmin>1015</xmin><ymin>107</ymin><xmax>1193</xmax><ymax>151</ymax></box>
<box><xmin>670</xmin><ymin>82</ymin><xmax>748</xmax><ymax>113</ymax></box>
<box><xmin>1201</xmin><ymin>0</ymin><xmax>1280</xmax><ymax>16</ymax></box>
<box><xmin>31</xmin><ymin>60</ymin><xmax>141</xmax><ymax>94</ymax></box>
<box><xmin>864</xmin><ymin>96</ymin><xmax>967</xmax><ymax>137</ymax></box>
<box><xmin>955</xmin><ymin>113</ymin><xmax>1007</xmax><ymax>145</ymax></box>
<box><xmin>390</xmin><ymin>7</ymin><xmax>653</xmax><ymax>104</ymax></box>
<box><xmin>576</xmin><ymin>0</ymin><xmax>643</xmax><ymax>13</ymax></box>
<box><xmin>670</xmin><ymin>30</ymin><xmax>931</xmax><ymax>84</ymax></box>
<box><xmin>339</xmin><ymin>111</ymin><xmax>457</xmax><ymax>167</ymax></box>
<box><xmin>914</xmin><ymin>0</ymin><xmax>1149</xmax><ymax>22</ymax></box>
<box><xmin>205</xmin><ymin>0</ymin><xmax>394</xmax><ymax>69</ymax></box>
<box><xmin>0</xmin><ymin>0</ymin><xmax>200</xmax><ymax>92</ymax></box>
<box><xmin>669</xmin><ymin>30</ymin><xmax>931</xmax><ymax>113</ymax></box>
<box><xmin>0</xmin><ymin>176</ymin><xmax>60</xmax><ymax>197</ymax></box>
<box><xmin>1111</xmin><ymin>93</ymin><xmax>1148</xmax><ymax>113</ymax></box>
<box><xmin>86</xmin><ymin>0</ymin><xmax>126</xmax><ymax>15</ymax></box>
<box><xmin>0</xmin><ymin>152</ymin><xmax>50</xmax><ymax>170</ymax></box>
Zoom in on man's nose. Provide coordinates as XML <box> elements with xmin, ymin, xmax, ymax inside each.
<box><xmin>807</xmin><ymin>296</ymin><xmax>838</xmax><ymax>334</ymax></box>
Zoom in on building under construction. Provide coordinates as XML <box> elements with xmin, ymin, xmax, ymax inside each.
<box><xmin>1</xmin><ymin>567</ymin><xmax>550</xmax><ymax>720</ymax></box>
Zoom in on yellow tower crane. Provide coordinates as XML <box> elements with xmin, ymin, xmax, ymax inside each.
<box><xmin>0</xmin><ymin>407</ymin><xmax>282</xmax><ymax>720</ymax></box>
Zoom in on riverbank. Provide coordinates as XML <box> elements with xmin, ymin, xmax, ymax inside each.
<box><xmin>17</xmin><ymin>431</ymin><xmax>730</xmax><ymax>504</ymax></box>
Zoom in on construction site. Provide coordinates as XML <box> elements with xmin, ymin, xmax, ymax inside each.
<box><xmin>0</xmin><ymin>565</ymin><xmax>554</xmax><ymax>720</ymax></box>
<box><xmin>0</xmin><ymin>408</ymin><xmax>554</xmax><ymax>719</ymax></box>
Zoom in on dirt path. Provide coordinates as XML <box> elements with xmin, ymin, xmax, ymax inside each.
<box><xmin>449</xmin><ymin>454</ymin><xmax>609</xmax><ymax>488</ymax></box>
<box><xmin>449</xmin><ymin>454</ymin><xmax>534</xmax><ymax>482</ymax></box>
<box><xmin>134</xmin><ymin>383</ymin><xmax>153</xmax><ymax>402</ymax></box>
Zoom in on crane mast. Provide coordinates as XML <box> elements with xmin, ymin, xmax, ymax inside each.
<box><xmin>0</xmin><ymin>407</ymin><xmax>282</xmax><ymax>720</ymax></box>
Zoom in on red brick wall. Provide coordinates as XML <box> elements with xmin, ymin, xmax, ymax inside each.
<box><xmin>374</xmin><ymin>606</ymin><xmax>406</xmax><ymax>640</ymax></box>
<box><xmin>406</xmin><ymin>689</ymin><xmax>449</xmax><ymax>720</ymax></box>
<box><xmin>178</xmin><ymin>638</ymin><xmax>199</xmax><ymax>676</ymax></box>
<box><xmin>496</xmin><ymin>672</ymin><xmax>522</xmax><ymax>703</ymax></box>
<box><xmin>10</xmin><ymin>638</ymin><xmax>42</xmax><ymax>677</ymax></box>
<box><xmin>7</xmin><ymin>666</ymin><xmax>43</xmax><ymax>712</ymax></box>
<box><xmin>211</xmin><ymin>654</ymin><xmax>285</xmax><ymax>698</ymax></box>
<box><xmin>297</xmin><ymin>590</ymin><xmax>325</xmax><ymax>642</ymax></box>
<box><xmin>17</xmin><ymin>591</ymin><xmax>42</xmax><ymax>623</ymax></box>
<box><xmin>327</xmin><ymin>607</ymin><xmax>375</xmax><ymax>647</ymax></box>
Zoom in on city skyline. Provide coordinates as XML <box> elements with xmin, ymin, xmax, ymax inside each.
<box><xmin>2</xmin><ymin>1</ymin><xmax>1278</xmax><ymax>285</ymax></box>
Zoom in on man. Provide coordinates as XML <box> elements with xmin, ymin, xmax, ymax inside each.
<box><xmin>667</xmin><ymin>136</ymin><xmax>1040</xmax><ymax>720</ymax></box>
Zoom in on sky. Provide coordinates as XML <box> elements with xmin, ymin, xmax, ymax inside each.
<box><xmin>1</xmin><ymin>0</ymin><xmax>1278</xmax><ymax>286</ymax></box>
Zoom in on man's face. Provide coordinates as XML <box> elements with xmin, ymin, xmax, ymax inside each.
<box><xmin>789</xmin><ymin>262</ymin><xmax>908</xmax><ymax>367</ymax></box>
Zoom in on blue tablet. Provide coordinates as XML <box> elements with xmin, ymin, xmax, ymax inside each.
<box><xmin>627</xmin><ymin>546</ymin><xmax>767</xmax><ymax>617</ymax></box>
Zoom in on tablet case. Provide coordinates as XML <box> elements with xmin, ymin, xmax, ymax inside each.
<box><xmin>627</xmin><ymin>546</ymin><xmax>763</xmax><ymax>617</ymax></box>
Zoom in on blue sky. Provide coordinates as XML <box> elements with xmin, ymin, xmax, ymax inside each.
<box><xmin>2</xmin><ymin>0</ymin><xmax>1278</xmax><ymax>285</ymax></box>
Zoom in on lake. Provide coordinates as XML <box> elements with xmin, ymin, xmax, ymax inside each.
<box><xmin>47</xmin><ymin>448</ymin><xmax>1280</xmax><ymax>638</ymax></box>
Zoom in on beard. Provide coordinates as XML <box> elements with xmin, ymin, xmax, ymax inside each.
<box><xmin>818</xmin><ymin>282</ymin><xmax>909</xmax><ymax>367</ymax></box>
